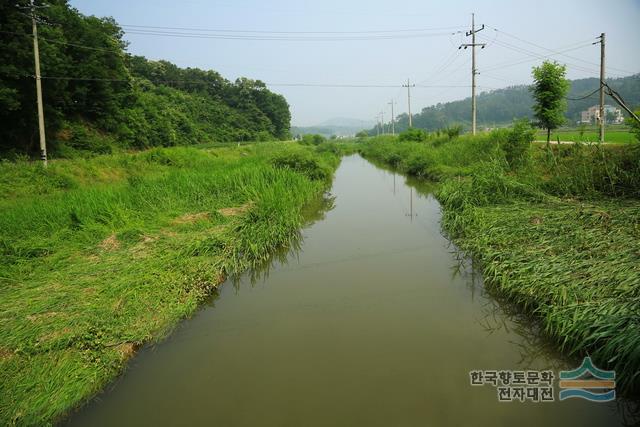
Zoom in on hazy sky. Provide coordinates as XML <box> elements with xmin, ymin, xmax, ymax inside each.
<box><xmin>70</xmin><ymin>0</ymin><xmax>640</xmax><ymax>126</ymax></box>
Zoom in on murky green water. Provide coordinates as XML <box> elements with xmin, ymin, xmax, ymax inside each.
<box><xmin>68</xmin><ymin>155</ymin><xmax>636</xmax><ymax>426</ymax></box>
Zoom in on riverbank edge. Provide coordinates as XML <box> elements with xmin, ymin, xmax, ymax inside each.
<box><xmin>356</xmin><ymin>147</ymin><xmax>640</xmax><ymax>396</ymax></box>
<box><xmin>0</xmin><ymin>144</ymin><xmax>341</xmax><ymax>425</ymax></box>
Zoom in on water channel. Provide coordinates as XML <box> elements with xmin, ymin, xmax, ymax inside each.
<box><xmin>68</xmin><ymin>155</ymin><xmax>635</xmax><ymax>426</ymax></box>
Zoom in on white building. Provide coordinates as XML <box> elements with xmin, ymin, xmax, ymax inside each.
<box><xmin>579</xmin><ymin>105</ymin><xmax>624</xmax><ymax>125</ymax></box>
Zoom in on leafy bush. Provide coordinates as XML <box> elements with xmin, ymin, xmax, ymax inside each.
<box><xmin>255</xmin><ymin>131</ymin><xmax>273</xmax><ymax>142</ymax></box>
<box><xmin>500</xmin><ymin>119</ymin><xmax>535</xmax><ymax>170</ymax></box>
<box><xmin>399</xmin><ymin>128</ymin><xmax>428</xmax><ymax>142</ymax></box>
<box><xmin>300</xmin><ymin>134</ymin><xmax>326</xmax><ymax>146</ymax></box>
<box><xmin>270</xmin><ymin>151</ymin><xmax>332</xmax><ymax>181</ymax></box>
<box><xmin>444</xmin><ymin>124</ymin><xmax>463</xmax><ymax>139</ymax></box>
<box><xmin>316</xmin><ymin>142</ymin><xmax>340</xmax><ymax>156</ymax></box>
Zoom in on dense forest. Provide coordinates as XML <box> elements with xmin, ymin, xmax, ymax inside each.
<box><xmin>379</xmin><ymin>74</ymin><xmax>640</xmax><ymax>133</ymax></box>
<box><xmin>0</xmin><ymin>0</ymin><xmax>291</xmax><ymax>157</ymax></box>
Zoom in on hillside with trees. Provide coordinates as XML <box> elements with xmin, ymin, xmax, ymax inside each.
<box><xmin>384</xmin><ymin>73</ymin><xmax>640</xmax><ymax>133</ymax></box>
<box><xmin>0</xmin><ymin>0</ymin><xmax>291</xmax><ymax>158</ymax></box>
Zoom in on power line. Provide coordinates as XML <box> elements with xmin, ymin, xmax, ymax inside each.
<box><xmin>478</xmin><ymin>40</ymin><xmax>596</xmax><ymax>73</ymax></box>
<box><xmin>120</xmin><ymin>23</ymin><xmax>467</xmax><ymax>35</ymax></box>
<box><xmin>478</xmin><ymin>34</ymin><xmax>599</xmax><ymax>75</ymax></box>
<box><xmin>18</xmin><ymin>75</ymin><xmax>484</xmax><ymax>89</ymax></box>
<box><xmin>122</xmin><ymin>29</ymin><xmax>455</xmax><ymax>41</ymax></box>
<box><xmin>487</xmin><ymin>26</ymin><xmax>635</xmax><ymax>75</ymax></box>
<box><xmin>566</xmin><ymin>87</ymin><xmax>601</xmax><ymax>101</ymax></box>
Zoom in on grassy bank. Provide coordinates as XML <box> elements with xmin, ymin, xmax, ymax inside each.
<box><xmin>0</xmin><ymin>143</ymin><xmax>339</xmax><ymax>425</ymax></box>
<box><xmin>359</xmin><ymin>131</ymin><xmax>640</xmax><ymax>394</ymax></box>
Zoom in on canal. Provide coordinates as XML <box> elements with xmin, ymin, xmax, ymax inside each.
<box><xmin>68</xmin><ymin>155</ymin><xmax>631</xmax><ymax>426</ymax></box>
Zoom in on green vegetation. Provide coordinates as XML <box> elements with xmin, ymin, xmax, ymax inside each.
<box><xmin>0</xmin><ymin>143</ymin><xmax>339</xmax><ymax>425</ymax></box>
<box><xmin>366</xmin><ymin>74</ymin><xmax>639</xmax><ymax>134</ymax></box>
<box><xmin>359</xmin><ymin>128</ymin><xmax>640</xmax><ymax>394</ymax></box>
<box><xmin>531</xmin><ymin>61</ymin><xmax>570</xmax><ymax>143</ymax></box>
<box><xmin>535</xmin><ymin>126</ymin><xmax>636</xmax><ymax>144</ymax></box>
<box><xmin>0</xmin><ymin>1</ymin><xmax>291</xmax><ymax>158</ymax></box>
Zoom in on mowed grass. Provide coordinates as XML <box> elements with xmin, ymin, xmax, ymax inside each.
<box><xmin>359</xmin><ymin>132</ymin><xmax>640</xmax><ymax>394</ymax></box>
<box><xmin>0</xmin><ymin>143</ymin><xmax>339</xmax><ymax>425</ymax></box>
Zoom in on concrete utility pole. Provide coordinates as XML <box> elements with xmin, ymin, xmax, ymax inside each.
<box><xmin>598</xmin><ymin>33</ymin><xmax>605</xmax><ymax>143</ymax></box>
<box><xmin>402</xmin><ymin>78</ymin><xmax>415</xmax><ymax>127</ymax></box>
<box><xmin>388</xmin><ymin>100</ymin><xmax>396</xmax><ymax>135</ymax></box>
<box><xmin>380</xmin><ymin>111</ymin><xmax>385</xmax><ymax>135</ymax></box>
<box><xmin>459</xmin><ymin>13</ymin><xmax>486</xmax><ymax>135</ymax></box>
<box><xmin>30</xmin><ymin>0</ymin><xmax>48</xmax><ymax>166</ymax></box>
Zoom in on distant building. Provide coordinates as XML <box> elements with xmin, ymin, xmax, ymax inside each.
<box><xmin>579</xmin><ymin>105</ymin><xmax>624</xmax><ymax>125</ymax></box>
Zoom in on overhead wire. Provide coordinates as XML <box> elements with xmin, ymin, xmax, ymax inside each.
<box><xmin>120</xmin><ymin>23</ymin><xmax>467</xmax><ymax>35</ymax></box>
<box><xmin>487</xmin><ymin>26</ymin><xmax>635</xmax><ymax>75</ymax></box>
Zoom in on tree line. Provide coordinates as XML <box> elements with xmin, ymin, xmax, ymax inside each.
<box><xmin>370</xmin><ymin>73</ymin><xmax>639</xmax><ymax>134</ymax></box>
<box><xmin>0</xmin><ymin>0</ymin><xmax>291</xmax><ymax>157</ymax></box>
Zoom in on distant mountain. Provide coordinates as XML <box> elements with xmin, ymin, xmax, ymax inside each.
<box><xmin>318</xmin><ymin>118</ymin><xmax>375</xmax><ymax>128</ymax></box>
<box><xmin>374</xmin><ymin>74</ymin><xmax>640</xmax><ymax>133</ymax></box>
<box><xmin>292</xmin><ymin>117</ymin><xmax>375</xmax><ymax>137</ymax></box>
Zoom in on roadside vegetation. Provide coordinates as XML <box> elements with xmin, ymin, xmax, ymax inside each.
<box><xmin>358</xmin><ymin>123</ymin><xmax>640</xmax><ymax>394</ymax></box>
<box><xmin>0</xmin><ymin>142</ymin><xmax>339</xmax><ymax>425</ymax></box>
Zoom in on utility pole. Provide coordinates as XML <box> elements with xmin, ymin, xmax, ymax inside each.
<box><xmin>597</xmin><ymin>33</ymin><xmax>605</xmax><ymax>143</ymax></box>
<box><xmin>380</xmin><ymin>111</ymin><xmax>385</xmax><ymax>135</ymax></box>
<box><xmin>402</xmin><ymin>78</ymin><xmax>415</xmax><ymax>127</ymax></box>
<box><xmin>459</xmin><ymin>13</ymin><xmax>486</xmax><ymax>135</ymax></box>
<box><xmin>29</xmin><ymin>0</ymin><xmax>48</xmax><ymax>165</ymax></box>
<box><xmin>388</xmin><ymin>100</ymin><xmax>396</xmax><ymax>135</ymax></box>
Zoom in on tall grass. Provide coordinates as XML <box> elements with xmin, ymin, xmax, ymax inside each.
<box><xmin>359</xmin><ymin>130</ymin><xmax>640</xmax><ymax>394</ymax></box>
<box><xmin>0</xmin><ymin>143</ymin><xmax>339</xmax><ymax>425</ymax></box>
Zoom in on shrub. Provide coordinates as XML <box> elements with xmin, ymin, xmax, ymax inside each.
<box><xmin>399</xmin><ymin>128</ymin><xmax>428</xmax><ymax>142</ymax></box>
<box><xmin>255</xmin><ymin>131</ymin><xmax>273</xmax><ymax>142</ymax></box>
<box><xmin>300</xmin><ymin>134</ymin><xmax>326</xmax><ymax>146</ymax></box>
<box><xmin>270</xmin><ymin>151</ymin><xmax>332</xmax><ymax>181</ymax></box>
<box><xmin>500</xmin><ymin>119</ymin><xmax>535</xmax><ymax>170</ymax></box>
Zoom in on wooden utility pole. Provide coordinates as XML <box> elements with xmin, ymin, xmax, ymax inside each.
<box><xmin>459</xmin><ymin>13</ymin><xmax>486</xmax><ymax>135</ymax></box>
<box><xmin>388</xmin><ymin>100</ymin><xmax>396</xmax><ymax>135</ymax></box>
<box><xmin>402</xmin><ymin>78</ymin><xmax>415</xmax><ymax>128</ymax></box>
<box><xmin>598</xmin><ymin>33</ymin><xmax>605</xmax><ymax>143</ymax></box>
<box><xmin>30</xmin><ymin>0</ymin><xmax>48</xmax><ymax>165</ymax></box>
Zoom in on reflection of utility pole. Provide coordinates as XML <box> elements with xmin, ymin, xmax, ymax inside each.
<box><xmin>410</xmin><ymin>187</ymin><xmax>413</xmax><ymax>222</ymax></box>
<box><xmin>393</xmin><ymin>173</ymin><xmax>396</xmax><ymax>195</ymax></box>
<box><xmin>459</xmin><ymin>13</ymin><xmax>486</xmax><ymax>135</ymax></box>
<box><xmin>405</xmin><ymin>187</ymin><xmax>417</xmax><ymax>223</ymax></box>
<box><xmin>388</xmin><ymin>100</ymin><xmax>396</xmax><ymax>135</ymax></box>
<box><xmin>402</xmin><ymin>79</ymin><xmax>415</xmax><ymax>128</ymax></box>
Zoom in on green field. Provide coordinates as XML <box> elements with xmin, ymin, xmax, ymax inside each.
<box><xmin>0</xmin><ymin>143</ymin><xmax>339</xmax><ymax>425</ymax></box>
<box><xmin>535</xmin><ymin>127</ymin><xmax>636</xmax><ymax>143</ymax></box>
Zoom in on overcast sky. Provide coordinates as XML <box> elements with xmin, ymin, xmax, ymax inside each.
<box><xmin>70</xmin><ymin>0</ymin><xmax>640</xmax><ymax>126</ymax></box>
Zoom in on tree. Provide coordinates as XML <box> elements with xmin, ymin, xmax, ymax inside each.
<box><xmin>531</xmin><ymin>61</ymin><xmax>570</xmax><ymax>143</ymax></box>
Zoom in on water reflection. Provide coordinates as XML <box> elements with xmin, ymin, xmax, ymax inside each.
<box><xmin>67</xmin><ymin>155</ymin><xmax>637</xmax><ymax>427</ymax></box>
